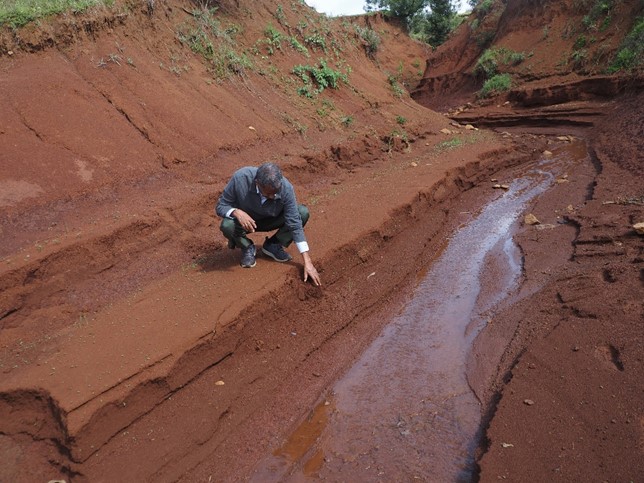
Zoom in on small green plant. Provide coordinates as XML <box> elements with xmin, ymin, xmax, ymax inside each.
<box><xmin>478</xmin><ymin>73</ymin><xmax>512</xmax><ymax>98</ymax></box>
<box><xmin>264</xmin><ymin>24</ymin><xmax>283</xmax><ymax>54</ymax></box>
<box><xmin>275</xmin><ymin>4</ymin><xmax>287</xmax><ymax>27</ymax></box>
<box><xmin>211</xmin><ymin>48</ymin><xmax>252</xmax><ymax>78</ymax></box>
<box><xmin>387</xmin><ymin>74</ymin><xmax>405</xmax><ymax>98</ymax></box>
<box><xmin>341</xmin><ymin>115</ymin><xmax>354</xmax><ymax>127</ymax></box>
<box><xmin>304</xmin><ymin>32</ymin><xmax>327</xmax><ymax>52</ymax></box>
<box><xmin>436</xmin><ymin>137</ymin><xmax>464</xmax><ymax>151</ymax></box>
<box><xmin>288</xmin><ymin>36</ymin><xmax>309</xmax><ymax>56</ymax></box>
<box><xmin>542</xmin><ymin>25</ymin><xmax>550</xmax><ymax>40</ymax></box>
<box><xmin>292</xmin><ymin>59</ymin><xmax>348</xmax><ymax>97</ymax></box>
<box><xmin>396</xmin><ymin>115</ymin><xmax>407</xmax><ymax>125</ymax></box>
<box><xmin>574</xmin><ymin>34</ymin><xmax>587</xmax><ymax>49</ymax></box>
<box><xmin>570</xmin><ymin>48</ymin><xmax>588</xmax><ymax>69</ymax></box>
<box><xmin>181</xmin><ymin>27</ymin><xmax>215</xmax><ymax>60</ymax></box>
<box><xmin>354</xmin><ymin>25</ymin><xmax>380</xmax><ymax>59</ymax></box>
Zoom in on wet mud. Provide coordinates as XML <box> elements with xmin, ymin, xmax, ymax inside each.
<box><xmin>252</xmin><ymin>143</ymin><xmax>586</xmax><ymax>482</ymax></box>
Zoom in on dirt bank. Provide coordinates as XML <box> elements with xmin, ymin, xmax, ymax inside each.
<box><xmin>1</xmin><ymin>0</ymin><xmax>643</xmax><ymax>481</ymax></box>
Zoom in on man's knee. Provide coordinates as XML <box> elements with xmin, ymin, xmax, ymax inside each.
<box><xmin>298</xmin><ymin>205</ymin><xmax>310</xmax><ymax>226</ymax></box>
<box><xmin>220</xmin><ymin>217</ymin><xmax>236</xmax><ymax>238</ymax></box>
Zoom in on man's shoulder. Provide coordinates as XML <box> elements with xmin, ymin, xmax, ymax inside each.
<box><xmin>231</xmin><ymin>166</ymin><xmax>257</xmax><ymax>182</ymax></box>
<box><xmin>234</xmin><ymin>166</ymin><xmax>257</xmax><ymax>176</ymax></box>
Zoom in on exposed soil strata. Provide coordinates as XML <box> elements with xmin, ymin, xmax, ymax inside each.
<box><xmin>1</xmin><ymin>0</ymin><xmax>643</xmax><ymax>480</ymax></box>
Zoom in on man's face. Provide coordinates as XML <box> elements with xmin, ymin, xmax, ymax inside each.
<box><xmin>257</xmin><ymin>182</ymin><xmax>278</xmax><ymax>200</ymax></box>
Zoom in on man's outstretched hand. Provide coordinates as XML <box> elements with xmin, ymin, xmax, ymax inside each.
<box><xmin>302</xmin><ymin>252</ymin><xmax>321</xmax><ymax>286</ymax></box>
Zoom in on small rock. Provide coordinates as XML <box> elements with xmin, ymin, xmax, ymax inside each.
<box><xmin>556</xmin><ymin>178</ymin><xmax>569</xmax><ymax>184</ymax></box>
<box><xmin>633</xmin><ymin>222</ymin><xmax>644</xmax><ymax>235</ymax></box>
<box><xmin>535</xmin><ymin>223</ymin><xmax>557</xmax><ymax>230</ymax></box>
<box><xmin>248</xmin><ymin>126</ymin><xmax>256</xmax><ymax>131</ymax></box>
<box><xmin>523</xmin><ymin>399</ymin><xmax>535</xmax><ymax>406</ymax></box>
<box><xmin>556</xmin><ymin>136</ymin><xmax>570</xmax><ymax>141</ymax></box>
<box><xmin>524</xmin><ymin>214</ymin><xmax>540</xmax><ymax>225</ymax></box>
<box><xmin>465</xmin><ymin>124</ymin><xmax>475</xmax><ymax>130</ymax></box>
<box><xmin>503</xmin><ymin>101</ymin><xmax>510</xmax><ymax>106</ymax></box>
<box><xmin>567</xmin><ymin>204</ymin><xmax>574</xmax><ymax>212</ymax></box>
<box><xmin>440</xmin><ymin>128</ymin><xmax>452</xmax><ymax>135</ymax></box>
<box><xmin>501</xmin><ymin>442</ymin><xmax>514</xmax><ymax>448</ymax></box>
<box><xmin>313</xmin><ymin>372</ymin><xmax>321</xmax><ymax>377</ymax></box>
<box><xmin>215</xmin><ymin>380</ymin><xmax>225</xmax><ymax>386</ymax></box>
<box><xmin>410</xmin><ymin>161</ymin><xmax>418</xmax><ymax>167</ymax></box>
<box><xmin>543</xmin><ymin>150</ymin><xmax>553</xmax><ymax>157</ymax></box>
<box><xmin>8</xmin><ymin>51</ymin><xmax>13</xmax><ymax>56</ymax></box>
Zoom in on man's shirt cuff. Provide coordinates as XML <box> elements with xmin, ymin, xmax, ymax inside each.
<box><xmin>296</xmin><ymin>241</ymin><xmax>309</xmax><ymax>253</ymax></box>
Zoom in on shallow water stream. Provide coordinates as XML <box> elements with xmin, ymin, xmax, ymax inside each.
<box><xmin>253</xmin><ymin>142</ymin><xmax>585</xmax><ymax>481</ymax></box>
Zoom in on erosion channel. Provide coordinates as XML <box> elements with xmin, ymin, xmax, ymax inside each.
<box><xmin>250</xmin><ymin>142</ymin><xmax>589</xmax><ymax>481</ymax></box>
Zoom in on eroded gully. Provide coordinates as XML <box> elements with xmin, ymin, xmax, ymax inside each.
<box><xmin>252</xmin><ymin>140</ymin><xmax>589</xmax><ymax>482</ymax></box>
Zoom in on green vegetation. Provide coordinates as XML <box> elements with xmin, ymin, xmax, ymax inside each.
<box><xmin>581</xmin><ymin>0</ymin><xmax>613</xmax><ymax>31</ymax></box>
<box><xmin>354</xmin><ymin>25</ymin><xmax>381</xmax><ymax>58</ymax></box>
<box><xmin>177</xmin><ymin>7</ymin><xmax>251</xmax><ymax>79</ymax></box>
<box><xmin>396</xmin><ymin>115</ymin><xmax>407</xmax><ymax>125</ymax></box>
<box><xmin>474</xmin><ymin>47</ymin><xmax>525</xmax><ymax>78</ymax></box>
<box><xmin>387</xmin><ymin>73</ymin><xmax>405</xmax><ymax>98</ymax></box>
<box><xmin>608</xmin><ymin>16</ymin><xmax>644</xmax><ymax>72</ymax></box>
<box><xmin>341</xmin><ymin>115</ymin><xmax>354</xmax><ymax>127</ymax></box>
<box><xmin>0</xmin><ymin>0</ymin><xmax>112</xmax><ymax>28</ymax></box>
<box><xmin>364</xmin><ymin>0</ymin><xmax>459</xmax><ymax>48</ymax></box>
<box><xmin>288</xmin><ymin>36</ymin><xmax>309</xmax><ymax>56</ymax></box>
<box><xmin>304</xmin><ymin>32</ymin><xmax>327</xmax><ymax>52</ymax></box>
<box><xmin>409</xmin><ymin>0</ymin><xmax>457</xmax><ymax>47</ymax></box>
<box><xmin>263</xmin><ymin>24</ymin><xmax>284</xmax><ymax>54</ymax></box>
<box><xmin>436</xmin><ymin>137</ymin><xmax>464</xmax><ymax>150</ymax></box>
<box><xmin>477</xmin><ymin>0</ymin><xmax>494</xmax><ymax>15</ymax></box>
<box><xmin>478</xmin><ymin>73</ymin><xmax>511</xmax><ymax>98</ymax></box>
<box><xmin>292</xmin><ymin>59</ymin><xmax>348</xmax><ymax>98</ymax></box>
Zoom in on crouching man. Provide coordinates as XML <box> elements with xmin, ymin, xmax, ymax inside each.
<box><xmin>215</xmin><ymin>162</ymin><xmax>321</xmax><ymax>286</ymax></box>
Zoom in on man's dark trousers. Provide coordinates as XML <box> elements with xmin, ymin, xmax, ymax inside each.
<box><xmin>220</xmin><ymin>205</ymin><xmax>309</xmax><ymax>249</ymax></box>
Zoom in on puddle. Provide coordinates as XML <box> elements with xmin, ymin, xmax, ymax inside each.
<box><xmin>253</xmin><ymin>142</ymin><xmax>586</xmax><ymax>481</ymax></box>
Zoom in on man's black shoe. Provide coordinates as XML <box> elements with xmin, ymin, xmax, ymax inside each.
<box><xmin>240</xmin><ymin>244</ymin><xmax>256</xmax><ymax>268</ymax></box>
<box><xmin>262</xmin><ymin>238</ymin><xmax>292</xmax><ymax>262</ymax></box>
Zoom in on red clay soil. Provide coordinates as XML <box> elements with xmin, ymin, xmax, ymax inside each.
<box><xmin>0</xmin><ymin>0</ymin><xmax>642</xmax><ymax>481</ymax></box>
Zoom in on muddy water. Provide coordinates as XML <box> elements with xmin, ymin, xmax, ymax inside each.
<box><xmin>253</xmin><ymin>143</ymin><xmax>584</xmax><ymax>482</ymax></box>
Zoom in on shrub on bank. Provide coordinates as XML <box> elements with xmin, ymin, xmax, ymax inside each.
<box><xmin>478</xmin><ymin>73</ymin><xmax>512</xmax><ymax>98</ymax></box>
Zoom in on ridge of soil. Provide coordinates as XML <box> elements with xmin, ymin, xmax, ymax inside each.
<box><xmin>1</xmin><ymin>0</ymin><xmax>642</xmax><ymax>481</ymax></box>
